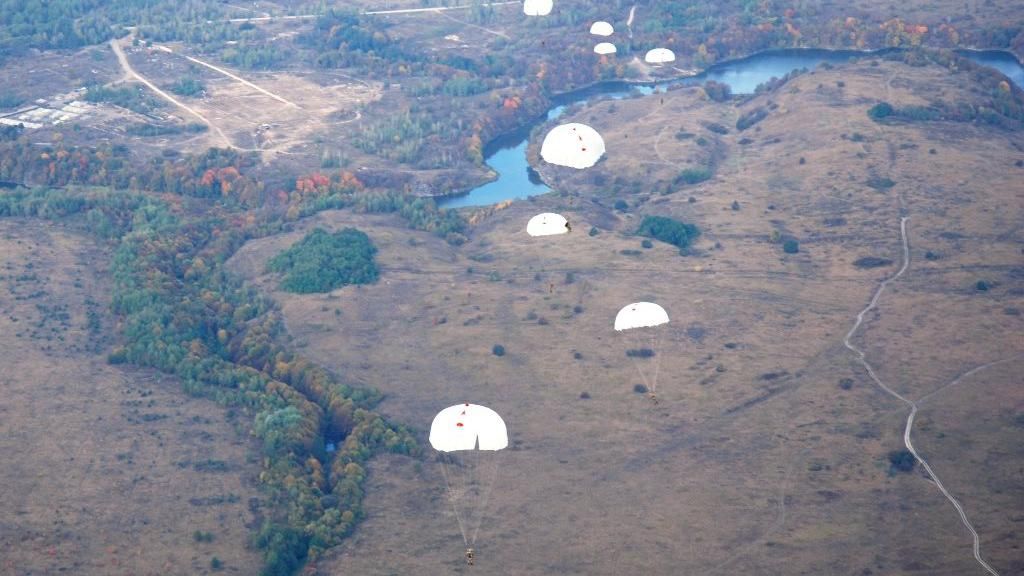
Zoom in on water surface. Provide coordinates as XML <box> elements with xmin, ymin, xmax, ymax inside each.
<box><xmin>439</xmin><ymin>48</ymin><xmax>1024</xmax><ymax>208</ymax></box>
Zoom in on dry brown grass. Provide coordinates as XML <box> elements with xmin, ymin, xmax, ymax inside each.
<box><xmin>0</xmin><ymin>220</ymin><xmax>263</xmax><ymax>576</ymax></box>
<box><xmin>225</xmin><ymin>55</ymin><xmax>1024</xmax><ymax>575</ymax></box>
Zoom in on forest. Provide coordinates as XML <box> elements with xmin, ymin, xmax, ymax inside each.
<box><xmin>0</xmin><ymin>134</ymin><xmax>472</xmax><ymax>573</ymax></box>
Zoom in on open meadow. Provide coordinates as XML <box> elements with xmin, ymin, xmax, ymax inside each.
<box><xmin>0</xmin><ymin>220</ymin><xmax>264</xmax><ymax>576</ymax></box>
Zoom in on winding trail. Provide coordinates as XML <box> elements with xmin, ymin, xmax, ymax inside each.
<box><xmin>364</xmin><ymin>2</ymin><xmax>517</xmax><ymax>16</ymax></box>
<box><xmin>435</xmin><ymin>8</ymin><xmax>510</xmax><ymax>40</ymax></box>
<box><xmin>108</xmin><ymin>38</ymin><xmax>233</xmax><ymax>148</ymax></box>
<box><xmin>842</xmin><ymin>216</ymin><xmax>1002</xmax><ymax>576</ymax></box>
<box><xmin>154</xmin><ymin>45</ymin><xmax>300</xmax><ymax>109</ymax></box>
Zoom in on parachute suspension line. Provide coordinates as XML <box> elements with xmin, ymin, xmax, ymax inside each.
<box><xmin>439</xmin><ymin>454</ymin><xmax>470</xmax><ymax>546</ymax></box>
<box><xmin>649</xmin><ymin>332</ymin><xmax>663</xmax><ymax>394</ymax></box>
<box><xmin>466</xmin><ymin>450</ymin><xmax>501</xmax><ymax>546</ymax></box>
<box><xmin>627</xmin><ymin>331</ymin><xmax>654</xmax><ymax>393</ymax></box>
<box><xmin>564</xmin><ymin>279</ymin><xmax>590</xmax><ymax>389</ymax></box>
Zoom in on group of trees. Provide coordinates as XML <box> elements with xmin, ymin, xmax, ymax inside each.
<box><xmin>867</xmin><ymin>51</ymin><xmax>1024</xmax><ymax>130</ymax></box>
<box><xmin>85</xmin><ymin>84</ymin><xmax>165</xmax><ymax>115</ymax></box>
<box><xmin>0</xmin><ymin>140</ymin><xmax>270</xmax><ymax>204</ymax></box>
<box><xmin>636</xmin><ymin>215</ymin><xmax>701</xmax><ymax>251</ymax></box>
<box><xmin>268</xmin><ymin>227</ymin><xmax>379</xmax><ymax>294</ymax></box>
<box><xmin>1</xmin><ymin>184</ymin><xmax>415</xmax><ymax>575</ymax></box>
<box><xmin>0</xmin><ymin>124</ymin><xmax>471</xmax><ymax>571</ymax></box>
<box><xmin>0</xmin><ymin>0</ymin><xmax>234</xmax><ymax>60</ymax></box>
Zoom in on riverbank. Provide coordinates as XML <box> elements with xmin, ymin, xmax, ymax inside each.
<box><xmin>437</xmin><ymin>47</ymin><xmax>1024</xmax><ymax>209</ymax></box>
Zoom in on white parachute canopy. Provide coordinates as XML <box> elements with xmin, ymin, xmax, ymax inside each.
<box><xmin>540</xmin><ymin>123</ymin><xmax>606</xmax><ymax>169</ymax></box>
<box><xmin>527</xmin><ymin>212</ymin><xmax>569</xmax><ymax>237</ymax></box>
<box><xmin>614</xmin><ymin>302</ymin><xmax>670</xmax><ymax>331</ymax></box>
<box><xmin>645</xmin><ymin>48</ymin><xmax>676</xmax><ymax>65</ymax></box>
<box><xmin>430</xmin><ymin>403</ymin><xmax>508</xmax><ymax>452</ymax></box>
<box><xmin>590</xmin><ymin>21</ymin><xmax>614</xmax><ymax>36</ymax></box>
<box><xmin>523</xmin><ymin>0</ymin><xmax>553</xmax><ymax>16</ymax></box>
<box><xmin>594</xmin><ymin>42</ymin><xmax>617</xmax><ymax>55</ymax></box>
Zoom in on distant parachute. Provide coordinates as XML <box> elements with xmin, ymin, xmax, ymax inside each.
<box><xmin>615</xmin><ymin>302</ymin><xmax>670</xmax><ymax>395</ymax></box>
<box><xmin>527</xmin><ymin>212</ymin><xmax>570</xmax><ymax>237</ymax></box>
<box><xmin>523</xmin><ymin>0</ymin><xmax>553</xmax><ymax>16</ymax></box>
<box><xmin>430</xmin><ymin>403</ymin><xmax>508</xmax><ymax>553</ymax></box>
<box><xmin>644</xmin><ymin>48</ymin><xmax>676</xmax><ymax>65</ymax></box>
<box><xmin>540</xmin><ymin>123</ymin><xmax>606</xmax><ymax>169</ymax></box>
<box><xmin>594</xmin><ymin>42</ymin><xmax>617</xmax><ymax>55</ymax></box>
<box><xmin>590</xmin><ymin>21</ymin><xmax>614</xmax><ymax>36</ymax></box>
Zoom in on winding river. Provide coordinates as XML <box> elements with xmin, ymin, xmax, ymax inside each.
<box><xmin>438</xmin><ymin>48</ymin><xmax>1024</xmax><ymax>209</ymax></box>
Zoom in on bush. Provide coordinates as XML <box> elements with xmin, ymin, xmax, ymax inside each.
<box><xmin>976</xmin><ymin>280</ymin><xmax>990</xmax><ymax>291</ymax></box>
<box><xmin>614</xmin><ymin>199</ymin><xmax>628</xmax><ymax>211</ymax></box>
<box><xmin>704</xmin><ymin>80</ymin><xmax>731</xmax><ymax>102</ymax></box>
<box><xmin>704</xmin><ymin>122</ymin><xmax>729</xmax><ymax>135</ymax></box>
<box><xmin>888</xmin><ymin>449</ymin><xmax>915</xmax><ymax>473</ymax></box>
<box><xmin>868</xmin><ymin>102</ymin><xmax>894</xmax><ymax>120</ymax></box>
<box><xmin>168</xmin><ymin>77</ymin><xmax>205</xmax><ymax>97</ymax></box>
<box><xmin>731</xmin><ymin>200</ymin><xmax>740</xmax><ymax>211</ymax></box>
<box><xmin>838</xmin><ymin>378</ymin><xmax>854</xmax><ymax>390</ymax></box>
<box><xmin>588</xmin><ymin>226</ymin><xmax>599</xmax><ymax>237</ymax></box>
<box><xmin>853</xmin><ymin>256</ymin><xmax>892</xmax><ymax>269</ymax></box>
<box><xmin>210</xmin><ymin>557</ymin><xmax>224</xmax><ymax>571</ymax></box>
<box><xmin>633</xmin><ymin>383</ymin><xmax>648</xmax><ymax>394</ymax></box>
<box><xmin>637</xmin><ymin>216</ymin><xmax>700</xmax><ymax>249</ymax></box>
<box><xmin>641</xmin><ymin>239</ymin><xmax>653</xmax><ymax>249</ymax></box>
<box><xmin>736</xmin><ymin>107</ymin><xmax>768</xmax><ymax>131</ymax></box>
<box><xmin>626</xmin><ymin>348</ymin><xmax>654</xmax><ymax>358</ymax></box>
<box><xmin>675</xmin><ymin>167</ymin><xmax>713</xmax><ymax>186</ymax></box>
<box><xmin>492</xmin><ymin>344</ymin><xmax>505</xmax><ymax>356</ymax></box>
<box><xmin>866</xmin><ymin>176</ymin><xmax>896</xmax><ymax>190</ymax></box>
<box><xmin>579</xmin><ymin>391</ymin><xmax>591</xmax><ymax>399</ymax></box>
<box><xmin>783</xmin><ymin>239</ymin><xmax>800</xmax><ymax>254</ymax></box>
<box><xmin>268</xmin><ymin>228</ymin><xmax>378</xmax><ymax>294</ymax></box>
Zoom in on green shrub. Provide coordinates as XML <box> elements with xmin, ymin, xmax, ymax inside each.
<box><xmin>675</xmin><ymin>167</ymin><xmax>712</xmax><ymax>186</ymax></box>
<box><xmin>888</xmin><ymin>449</ymin><xmax>915</xmax><ymax>473</ymax></box>
<box><xmin>783</xmin><ymin>239</ymin><xmax>800</xmax><ymax>254</ymax></box>
<box><xmin>868</xmin><ymin>102</ymin><xmax>894</xmax><ymax>119</ymax></box>
<box><xmin>492</xmin><ymin>344</ymin><xmax>505</xmax><ymax>356</ymax></box>
<box><xmin>866</xmin><ymin>176</ymin><xmax>895</xmax><ymax>190</ymax></box>
<box><xmin>736</xmin><ymin>107</ymin><xmax>768</xmax><ymax>130</ymax></box>
<box><xmin>637</xmin><ymin>216</ymin><xmax>700</xmax><ymax>249</ymax></box>
<box><xmin>168</xmin><ymin>77</ymin><xmax>205</xmax><ymax>97</ymax></box>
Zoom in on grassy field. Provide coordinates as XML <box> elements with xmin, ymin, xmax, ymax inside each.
<box><xmin>225</xmin><ymin>54</ymin><xmax>1023</xmax><ymax>575</ymax></box>
<box><xmin>0</xmin><ymin>220</ymin><xmax>264</xmax><ymax>576</ymax></box>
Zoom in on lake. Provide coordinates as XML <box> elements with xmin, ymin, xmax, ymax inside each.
<box><xmin>438</xmin><ymin>48</ymin><xmax>1024</xmax><ymax>209</ymax></box>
